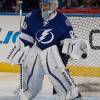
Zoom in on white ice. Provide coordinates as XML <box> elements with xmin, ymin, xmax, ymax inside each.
<box><xmin>0</xmin><ymin>72</ymin><xmax>100</xmax><ymax>100</ymax></box>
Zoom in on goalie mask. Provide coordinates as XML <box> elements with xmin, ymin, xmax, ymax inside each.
<box><xmin>39</xmin><ymin>0</ymin><xmax>58</xmax><ymax>21</ymax></box>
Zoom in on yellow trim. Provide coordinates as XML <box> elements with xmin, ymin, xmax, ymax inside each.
<box><xmin>0</xmin><ymin>63</ymin><xmax>20</xmax><ymax>73</ymax></box>
<box><xmin>67</xmin><ymin>65</ymin><xmax>100</xmax><ymax>77</ymax></box>
<box><xmin>0</xmin><ymin>62</ymin><xmax>100</xmax><ymax>77</ymax></box>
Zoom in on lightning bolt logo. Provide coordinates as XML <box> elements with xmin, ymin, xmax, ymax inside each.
<box><xmin>38</xmin><ymin>29</ymin><xmax>52</xmax><ymax>42</ymax></box>
<box><xmin>36</xmin><ymin>29</ymin><xmax>54</xmax><ymax>44</ymax></box>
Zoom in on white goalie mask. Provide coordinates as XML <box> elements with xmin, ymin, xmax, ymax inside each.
<box><xmin>39</xmin><ymin>0</ymin><xmax>58</xmax><ymax>21</ymax></box>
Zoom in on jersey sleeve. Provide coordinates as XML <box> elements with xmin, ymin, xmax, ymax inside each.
<box><xmin>65</xmin><ymin>17</ymin><xmax>77</xmax><ymax>39</ymax></box>
<box><xmin>19</xmin><ymin>16</ymin><xmax>34</xmax><ymax>47</ymax></box>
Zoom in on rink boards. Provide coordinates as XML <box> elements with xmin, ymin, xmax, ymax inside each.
<box><xmin>0</xmin><ymin>62</ymin><xmax>100</xmax><ymax>77</ymax></box>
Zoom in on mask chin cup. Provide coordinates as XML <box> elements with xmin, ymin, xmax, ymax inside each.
<box><xmin>41</xmin><ymin>10</ymin><xmax>53</xmax><ymax>21</ymax></box>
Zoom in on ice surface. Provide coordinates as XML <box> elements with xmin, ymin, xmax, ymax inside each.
<box><xmin>0</xmin><ymin>72</ymin><xmax>100</xmax><ymax>100</ymax></box>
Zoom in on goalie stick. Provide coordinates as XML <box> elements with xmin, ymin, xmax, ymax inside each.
<box><xmin>18</xmin><ymin>0</ymin><xmax>23</xmax><ymax>90</ymax></box>
<box><xmin>12</xmin><ymin>1</ymin><xmax>24</xmax><ymax>96</ymax></box>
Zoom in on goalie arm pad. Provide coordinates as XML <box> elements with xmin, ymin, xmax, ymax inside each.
<box><xmin>7</xmin><ymin>38</ymin><xmax>30</xmax><ymax>65</ymax></box>
<box><xmin>62</xmin><ymin>38</ymin><xmax>90</xmax><ymax>60</ymax></box>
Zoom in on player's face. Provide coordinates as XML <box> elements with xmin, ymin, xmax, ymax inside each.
<box><xmin>39</xmin><ymin>0</ymin><xmax>58</xmax><ymax>21</ymax></box>
<box><xmin>39</xmin><ymin>2</ymin><xmax>52</xmax><ymax>11</ymax></box>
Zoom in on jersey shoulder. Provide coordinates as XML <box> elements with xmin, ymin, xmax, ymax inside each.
<box><xmin>25</xmin><ymin>9</ymin><xmax>41</xmax><ymax>21</ymax></box>
<box><xmin>57</xmin><ymin>11</ymin><xmax>66</xmax><ymax>19</ymax></box>
<box><xmin>57</xmin><ymin>11</ymin><xmax>72</xmax><ymax>27</ymax></box>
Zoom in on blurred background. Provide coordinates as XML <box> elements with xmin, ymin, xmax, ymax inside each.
<box><xmin>0</xmin><ymin>0</ymin><xmax>100</xmax><ymax>13</ymax></box>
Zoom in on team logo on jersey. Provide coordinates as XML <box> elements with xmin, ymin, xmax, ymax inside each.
<box><xmin>35</xmin><ymin>29</ymin><xmax>54</xmax><ymax>44</ymax></box>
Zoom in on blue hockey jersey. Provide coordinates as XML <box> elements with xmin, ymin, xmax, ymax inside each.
<box><xmin>20</xmin><ymin>9</ymin><xmax>73</xmax><ymax>50</ymax></box>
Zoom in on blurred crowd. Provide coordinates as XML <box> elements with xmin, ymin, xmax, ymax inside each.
<box><xmin>59</xmin><ymin>0</ymin><xmax>100</xmax><ymax>9</ymax></box>
<box><xmin>0</xmin><ymin>0</ymin><xmax>100</xmax><ymax>13</ymax></box>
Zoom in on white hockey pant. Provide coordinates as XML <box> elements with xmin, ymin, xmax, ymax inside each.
<box><xmin>20</xmin><ymin>45</ymin><xmax>79</xmax><ymax>100</ymax></box>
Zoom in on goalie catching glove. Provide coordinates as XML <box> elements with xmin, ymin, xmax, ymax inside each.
<box><xmin>7</xmin><ymin>38</ymin><xmax>30</xmax><ymax>65</ymax></box>
<box><xmin>62</xmin><ymin>38</ymin><xmax>90</xmax><ymax>60</ymax></box>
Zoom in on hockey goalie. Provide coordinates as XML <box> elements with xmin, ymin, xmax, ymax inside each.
<box><xmin>7</xmin><ymin>0</ymin><xmax>89</xmax><ymax>100</ymax></box>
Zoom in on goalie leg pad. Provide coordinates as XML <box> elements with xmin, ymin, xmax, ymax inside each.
<box><xmin>20</xmin><ymin>46</ymin><xmax>45</xmax><ymax>100</ymax></box>
<box><xmin>40</xmin><ymin>45</ymin><xmax>79</xmax><ymax>100</ymax></box>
